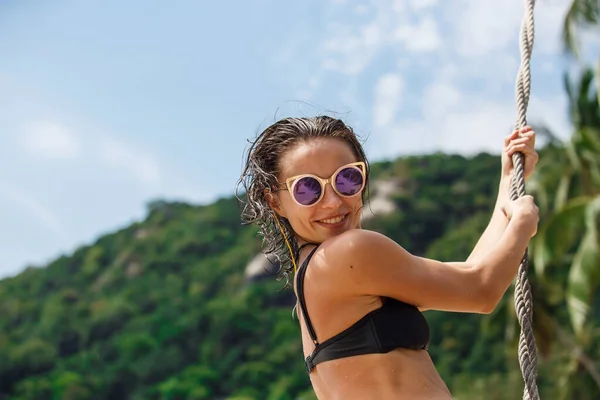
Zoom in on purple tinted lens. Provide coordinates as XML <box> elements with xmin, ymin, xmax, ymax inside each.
<box><xmin>293</xmin><ymin>177</ymin><xmax>322</xmax><ymax>205</ymax></box>
<box><xmin>335</xmin><ymin>167</ymin><xmax>364</xmax><ymax>196</ymax></box>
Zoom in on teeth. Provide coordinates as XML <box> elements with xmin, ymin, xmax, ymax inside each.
<box><xmin>320</xmin><ymin>215</ymin><xmax>345</xmax><ymax>224</ymax></box>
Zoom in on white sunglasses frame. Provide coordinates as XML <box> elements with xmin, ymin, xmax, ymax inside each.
<box><xmin>276</xmin><ymin>161</ymin><xmax>366</xmax><ymax>207</ymax></box>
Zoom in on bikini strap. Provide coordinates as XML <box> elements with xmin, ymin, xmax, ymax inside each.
<box><xmin>294</xmin><ymin>242</ymin><xmax>317</xmax><ymax>262</ymax></box>
<box><xmin>296</xmin><ymin>245</ymin><xmax>320</xmax><ymax>345</ymax></box>
<box><xmin>291</xmin><ymin>242</ymin><xmax>318</xmax><ymax>326</ymax></box>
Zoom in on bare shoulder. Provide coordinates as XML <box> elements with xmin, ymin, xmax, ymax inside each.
<box><xmin>316</xmin><ymin>229</ymin><xmax>411</xmax><ymax>279</ymax></box>
<box><xmin>323</xmin><ymin>228</ymin><xmax>398</xmax><ymax>254</ymax></box>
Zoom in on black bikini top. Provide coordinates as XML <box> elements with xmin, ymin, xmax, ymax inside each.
<box><xmin>296</xmin><ymin>245</ymin><xmax>430</xmax><ymax>374</ymax></box>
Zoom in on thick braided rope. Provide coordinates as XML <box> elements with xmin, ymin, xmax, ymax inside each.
<box><xmin>511</xmin><ymin>0</ymin><xmax>540</xmax><ymax>399</ymax></box>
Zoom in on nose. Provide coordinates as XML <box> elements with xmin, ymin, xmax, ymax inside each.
<box><xmin>321</xmin><ymin>183</ymin><xmax>343</xmax><ymax>209</ymax></box>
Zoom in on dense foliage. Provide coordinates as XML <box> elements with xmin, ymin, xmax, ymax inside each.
<box><xmin>2</xmin><ymin>149</ymin><xmax>597</xmax><ymax>400</ymax></box>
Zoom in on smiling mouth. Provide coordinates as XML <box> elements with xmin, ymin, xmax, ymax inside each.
<box><xmin>318</xmin><ymin>214</ymin><xmax>347</xmax><ymax>225</ymax></box>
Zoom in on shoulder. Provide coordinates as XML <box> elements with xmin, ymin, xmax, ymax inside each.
<box><xmin>323</xmin><ymin>228</ymin><xmax>395</xmax><ymax>251</ymax></box>
<box><xmin>324</xmin><ymin>228</ymin><xmax>407</xmax><ymax>258</ymax></box>
<box><xmin>315</xmin><ymin>229</ymin><xmax>413</xmax><ymax>280</ymax></box>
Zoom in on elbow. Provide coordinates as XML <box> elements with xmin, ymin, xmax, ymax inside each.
<box><xmin>473</xmin><ymin>269</ymin><xmax>502</xmax><ymax>314</ymax></box>
<box><xmin>478</xmin><ymin>295</ymin><xmax>500</xmax><ymax>314</ymax></box>
<box><xmin>471</xmin><ymin>287</ymin><xmax>497</xmax><ymax>314</ymax></box>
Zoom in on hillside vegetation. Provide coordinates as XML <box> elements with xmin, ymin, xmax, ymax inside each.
<box><xmin>0</xmin><ymin>151</ymin><xmax>597</xmax><ymax>399</ymax></box>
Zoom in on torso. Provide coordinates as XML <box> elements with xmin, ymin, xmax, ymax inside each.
<box><xmin>294</xmin><ymin>246</ymin><xmax>453</xmax><ymax>400</ymax></box>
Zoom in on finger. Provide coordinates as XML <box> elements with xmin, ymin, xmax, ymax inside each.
<box><xmin>507</xmin><ymin>136</ymin><xmax>531</xmax><ymax>147</ymax></box>
<box><xmin>506</xmin><ymin>137</ymin><xmax>537</xmax><ymax>154</ymax></box>
<box><xmin>501</xmin><ymin>201</ymin><xmax>513</xmax><ymax>218</ymax></box>
<box><xmin>520</xmin><ymin>132</ymin><xmax>536</xmax><ymax>146</ymax></box>
<box><xmin>506</xmin><ymin>143</ymin><xmax>528</xmax><ymax>153</ymax></box>
<box><xmin>505</xmin><ymin>130</ymin><xmax>520</xmax><ymax>146</ymax></box>
<box><xmin>507</xmin><ymin>133</ymin><xmax>535</xmax><ymax>147</ymax></box>
<box><xmin>518</xmin><ymin>131</ymin><xmax>535</xmax><ymax>140</ymax></box>
<box><xmin>519</xmin><ymin>126</ymin><xmax>533</xmax><ymax>134</ymax></box>
<box><xmin>506</xmin><ymin>143</ymin><xmax>534</xmax><ymax>156</ymax></box>
<box><xmin>518</xmin><ymin>127</ymin><xmax>536</xmax><ymax>145</ymax></box>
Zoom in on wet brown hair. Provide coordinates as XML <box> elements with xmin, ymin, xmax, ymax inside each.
<box><xmin>236</xmin><ymin>115</ymin><xmax>370</xmax><ymax>284</ymax></box>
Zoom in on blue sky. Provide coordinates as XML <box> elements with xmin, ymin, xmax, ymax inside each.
<box><xmin>0</xmin><ymin>0</ymin><xmax>592</xmax><ymax>278</ymax></box>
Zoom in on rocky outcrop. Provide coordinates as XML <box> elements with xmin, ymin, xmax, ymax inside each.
<box><xmin>244</xmin><ymin>252</ymin><xmax>281</xmax><ymax>283</ymax></box>
<box><xmin>361</xmin><ymin>179</ymin><xmax>400</xmax><ymax>221</ymax></box>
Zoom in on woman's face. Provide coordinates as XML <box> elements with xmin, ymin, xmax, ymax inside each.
<box><xmin>272</xmin><ymin>137</ymin><xmax>365</xmax><ymax>244</ymax></box>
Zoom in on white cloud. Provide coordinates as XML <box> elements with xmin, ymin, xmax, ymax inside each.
<box><xmin>433</xmin><ymin>93</ymin><xmax>571</xmax><ymax>154</ymax></box>
<box><xmin>373</xmin><ymin>73</ymin><xmax>404</xmax><ymax>127</ymax></box>
<box><xmin>434</xmin><ymin>100</ymin><xmax>517</xmax><ymax>154</ymax></box>
<box><xmin>454</xmin><ymin>1</ymin><xmax>522</xmax><ymax>57</ymax></box>
<box><xmin>392</xmin><ymin>0</ymin><xmax>406</xmax><ymax>13</ymax></box>
<box><xmin>295</xmin><ymin>70</ymin><xmax>323</xmax><ymax>100</ymax></box>
<box><xmin>371</xmin><ymin>81</ymin><xmax>571</xmax><ymax>160</ymax></box>
<box><xmin>0</xmin><ymin>182</ymin><xmax>63</xmax><ymax>236</ymax></box>
<box><xmin>370</xmin><ymin>101</ymin><xmax>511</xmax><ymax>159</ymax></box>
<box><xmin>318</xmin><ymin>0</ymin><xmax>443</xmax><ymax>75</ymax></box>
<box><xmin>18</xmin><ymin>120</ymin><xmax>163</xmax><ymax>186</ymax></box>
<box><xmin>409</xmin><ymin>0</ymin><xmax>438</xmax><ymax>11</ymax></box>
<box><xmin>21</xmin><ymin>121</ymin><xmax>81</xmax><ymax>159</ymax></box>
<box><xmin>322</xmin><ymin>21</ymin><xmax>385</xmax><ymax>75</ymax></box>
<box><xmin>98</xmin><ymin>138</ymin><xmax>161</xmax><ymax>185</ymax></box>
<box><xmin>355</xmin><ymin>4</ymin><xmax>369</xmax><ymax>15</ymax></box>
<box><xmin>453</xmin><ymin>0</ymin><xmax>571</xmax><ymax>57</ymax></box>
<box><xmin>535</xmin><ymin>0</ymin><xmax>572</xmax><ymax>55</ymax></box>
<box><xmin>314</xmin><ymin>0</ymin><xmax>571</xmax><ymax>83</ymax></box>
<box><xmin>279</xmin><ymin>0</ymin><xmax>576</xmax><ymax>88</ymax></box>
<box><xmin>274</xmin><ymin>0</ymin><xmax>577</xmax><ymax>162</ymax></box>
<box><xmin>527</xmin><ymin>94</ymin><xmax>572</xmax><ymax>140</ymax></box>
<box><xmin>422</xmin><ymin>82</ymin><xmax>462</xmax><ymax>118</ymax></box>
<box><xmin>394</xmin><ymin>16</ymin><xmax>441</xmax><ymax>52</ymax></box>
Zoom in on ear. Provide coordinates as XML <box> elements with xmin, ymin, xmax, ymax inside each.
<box><xmin>264</xmin><ymin>188</ymin><xmax>287</xmax><ymax>218</ymax></box>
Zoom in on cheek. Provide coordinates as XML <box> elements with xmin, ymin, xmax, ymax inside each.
<box><xmin>348</xmin><ymin>196</ymin><xmax>364</xmax><ymax>210</ymax></box>
<box><xmin>280</xmin><ymin>203</ymin><xmax>315</xmax><ymax>233</ymax></box>
<box><xmin>279</xmin><ymin>197</ymin><xmax>307</xmax><ymax>222</ymax></box>
<box><xmin>289</xmin><ymin>207</ymin><xmax>313</xmax><ymax>227</ymax></box>
<box><xmin>348</xmin><ymin>198</ymin><xmax>364</xmax><ymax>227</ymax></box>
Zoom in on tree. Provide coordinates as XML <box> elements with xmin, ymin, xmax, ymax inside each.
<box><xmin>563</xmin><ymin>0</ymin><xmax>600</xmax><ymax>58</ymax></box>
<box><xmin>527</xmin><ymin>67</ymin><xmax>600</xmax><ymax>399</ymax></box>
<box><xmin>562</xmin><ymin>0</ymin><xmax>600</xmax><ymax>108</ymax></box>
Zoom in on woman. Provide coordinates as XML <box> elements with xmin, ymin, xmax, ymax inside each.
<box><xmin>237</xmin><ymin>116</ymin><xmax>539</xmax><ymax>399</ymax></box>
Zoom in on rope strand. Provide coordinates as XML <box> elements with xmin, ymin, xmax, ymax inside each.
<box><xmin>512</xmin><ymin>0</ymin><xmax>540</xmax><ymax>398</ymax></box>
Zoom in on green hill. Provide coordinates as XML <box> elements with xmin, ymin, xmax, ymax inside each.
<box><xmin>0</xmin><ymin>151</ymin><xmax>584</xmax><ymax>399</ymax></box>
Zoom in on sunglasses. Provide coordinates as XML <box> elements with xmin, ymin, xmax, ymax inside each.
<box><xmin>277</xmin><ymin>162</ymin><xmax>366</xmax><ymax>207</ymax></box>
